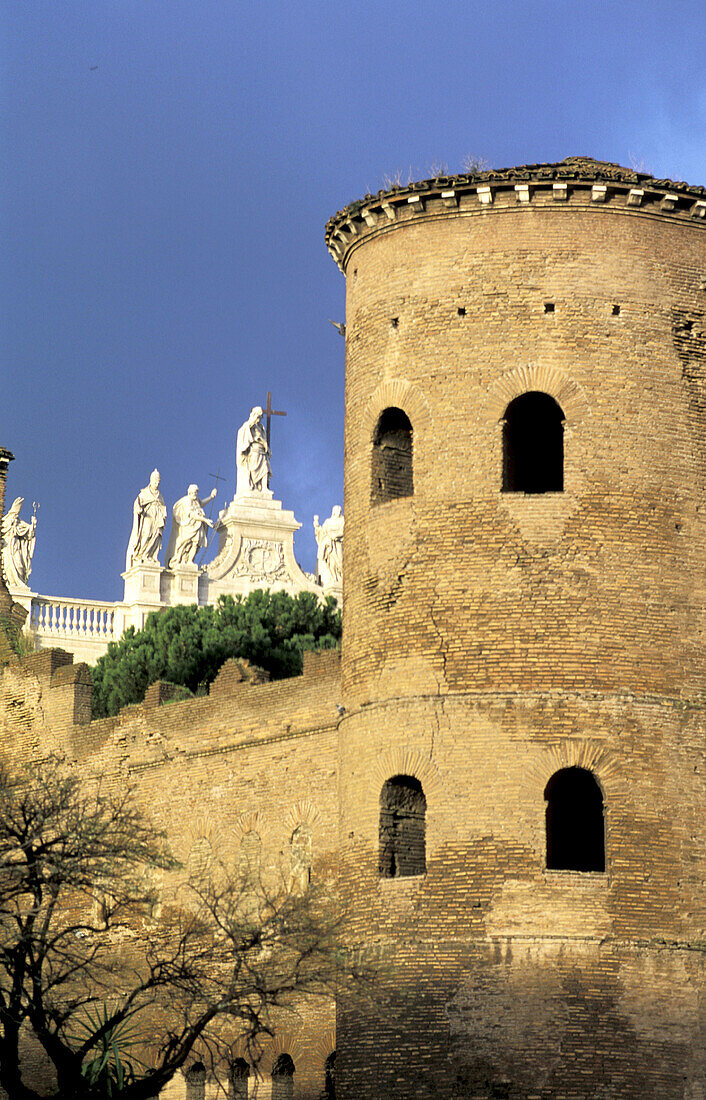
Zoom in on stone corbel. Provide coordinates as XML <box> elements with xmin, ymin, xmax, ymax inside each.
<box><xmin>691</xmin><ymin>200</ymin><xmax>706</xmax><ymax>219</ymax></box>
<box><xmin>441</xmin><ymin>190</ymin><xmax>458</xmax><ymax>208</ymax></box>
<box><xmin>407</xmin><ymin>194</ymin><xmax>425</xmax><ymax>214</ymax></box>
<box><xmin>660</xmin><ymin>193</ymin><xmax>679</xmax><ymax>212</ymax></box>
<box><xmin>591</xmin><ymin>185</ymin><xmax>607</xmax><ymax>202</ymax></box>
<box><xmin>552</xmin><ymin>182</ymin><xmax>568</xmax><ymax>201</ymax></box>
<box><xmin>514</xmin><ymin>184</ymin><xmax>531</xmax><ymax>203</ymax></box>
<box><xmin>476</xmin><ymin>185</ymin><xmax>493</xmax><ymax>205</ymax></box>
<box><xmin>626</xmin><ymin>188</ymin><xmax>644</xmax><ymax>206</ymax></box>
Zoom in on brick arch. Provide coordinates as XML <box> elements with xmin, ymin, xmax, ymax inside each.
<box><xmin>310</xmin><ymin>1027</ymin><xmax>337</xmax><ymax>1068</ymax></box>
<box><xmin>488</xmin><ymin>364</ymin><xmax>589</xmax><ymax>425</ymax></box>
<box><xmin>284</xmin><ymin>798</ymin><xmax>322</xmax><ymax>834</ymax></box>
<box><xmin>361</xmin><ymin>378</ymin><xmax>433</xmax><ymax>443</ymax></box>
<box><xmin>526</xmin><ymin>741</ymin><xmax>625</xmax><ymax>802</ymax></box>
<box><xmin>183</xmin><ymin>815</ymin><xmax>226</xmax><ymax>854</ymax></box>
<box><xmin>263</xmin><ymin>1033</ymin><xmax>305</xmax><ymax>1075</ymax></box>
<box><xmin>371</xmin><ymin>746</ymin><xmax>442</xmax><ymax>800</ymax></box>
<box><xmin>234</xmin><ymin>810</ymin><xmax>261</xmax><ymax>839</ymax></box>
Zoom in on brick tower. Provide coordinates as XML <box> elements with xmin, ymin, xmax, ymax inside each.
<box><xmin>326</xmin><ymin>159</ymin><xmax>705</xmax><ymax>1098</ymax></box>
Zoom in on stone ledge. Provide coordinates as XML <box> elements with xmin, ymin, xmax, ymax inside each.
<box><xmin>50</xmin><ymin>661</ymin><xmax>91</xmax><ymax>688</ymax></box>
<box><xmin>326</xmin><ymin>157</ymin><xmax>706</xmax><ymax>270</ymax></box>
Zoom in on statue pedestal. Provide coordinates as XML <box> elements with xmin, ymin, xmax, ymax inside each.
<box><xmin>204</xmin><ymin>492</ymin><xmax>320</xmax><ymax>601</ymax></box>
<box><xmin>121</xmin><ymin>561</ymin><xmax>165</xmax><ymax>631</ymax></box>
<box><xmin>164</xmin><ymin>562</ymin><xmax>200</xmax><ymax>606</ymax></box>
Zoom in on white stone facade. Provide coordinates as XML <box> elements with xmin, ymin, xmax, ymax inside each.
<box><xmin>8</xmin><ymin>427</ymin><xmax>342</xmax><ymax>663</ymax></box>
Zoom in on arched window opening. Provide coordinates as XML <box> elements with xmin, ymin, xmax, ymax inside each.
<box><xmin>502</xmin><ymin>391</ymin><xmax>564</xmax><ymax>493</ymax></box>
<box><xmin>290</xmin><ymin>823</ymin><xmax>312</xmax><ymax>891</ymax></box>
<box><xmin>371</xmin><ymin>407</ymin><xmax>413</xmax><ymax>504</ymax></box>
<box><xmin>185</xmin><ymin>1062</ymin><xmax>206</xmax><ymax>1100</ymax></box>
<box><xmin>238</xmin><ymin>831</ymin><xmax>262</xmax><ymax>883</ymax></box>
<box><xmin>324</xmin><ymin>1050</ymin><xmax>336</xmax><ymax>1100</ymax></box>
<box><xmin>379</xmin><ymin>775</ymin><xmax>426</xmax><ymax>878</ymax></box>
<box><xmin>188</xmin><ymin>836</ymin><xmax>213</xmax><ymax>883</ymax></box>
<box><xmin>272</xmin><ymin>1053</ymin><xmax>295</xmax><ymax>1100</ymax></box>
<box><xmin>230</xmin><ymin>1058</ymin><xmax>250</xmax><ymax>1100</ymax></box>
<box><xmin>544</xmin><ymin>767</ymin><xmax>605</xmax><ymax>872</ymax></box>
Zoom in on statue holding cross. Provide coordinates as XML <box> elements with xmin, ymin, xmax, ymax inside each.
<box><xmin>235</xmin><ymin>396</ymin><xmax>286</xmax><ymax>497</ymax></box>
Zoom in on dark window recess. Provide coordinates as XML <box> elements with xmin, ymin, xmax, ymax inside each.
<box><xmin>612</xmin><ymin>303</ymin><xmax>621</xmax><ymax>316</ymax></box>
<box><xmin>545</xmin><ymin>767</ymin><xmax>605</xmax><ymax>872</ymax></box>
<box><xmin>457</xmin><ymin>306</ymin><xmax>466</xmax><ymax>316</ymax></box>
<box><xmin>379</xmin><ymin>775</ymin><xmax>426</xmax><ymax>877</ymax></box>
<box><xmin>371</xmin><ymin>407</ymin><xmax>413</xmax><ymax>504</ymax></box>
<box><xmin>502</xmin><ymin>391</ymin><xmax>564</xmax><ymax>493</ymax></box>
<box><xmin>185</xmin><ymin>1062</ymin><xmax>206</xmax><ymax>1100</ymax></box>
<box><xmin>325</xmin><ymin>1051</ymin><xmax>336</xmax><ymax>1100</ymax></box>
<box><xmin>230</xmin><ymin>1059</ymin><xmax>250</xmax><ymax>1100</ymax></box>
<box><xmin>272</xmin><ymin>1054</ymin><xmax>295</xmax><ymax>1100</ymax></box>
<box><xmin>544</xmin><ymin>301</ymin><xmax>555</xmax><ymax>313</ymax></box>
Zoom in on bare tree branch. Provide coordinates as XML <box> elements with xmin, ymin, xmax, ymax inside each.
<box><xmin>0</xmin><ymin>756</ymin><xmax>364</xmax><ymax>1100</ymax></box>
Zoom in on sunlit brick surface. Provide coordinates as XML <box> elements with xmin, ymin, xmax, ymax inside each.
<box><xmin>335</xmin><ymin>166</ymin><xmax>706</xmax><ymax>1098</ymax></box>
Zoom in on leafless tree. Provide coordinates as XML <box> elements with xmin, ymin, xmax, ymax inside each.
<box><xmin>0</xmin><ymin>757</ymin><xmax>357</xmax><ymax>1100</ymax></box>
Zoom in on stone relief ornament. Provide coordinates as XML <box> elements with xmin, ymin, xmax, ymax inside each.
<box><xmin>205</xmin><ymin>527</ymin><xmax>235</xmax><ymax>580</ymax></box>
<box><xmin>233</xmin><ymin>538</ymin><xmax>288</xmax><ymax>583</ymax></box>
<box><xmin>314</xmin><ymin>505</ymin><xmax>344</xmax><ymax>588</ymax></box>
<box><xmin>125</xmin><ymin>470</ymin><xmax>167</xmax><ymax>570</ymax></box>
<box><xmin>1</xmin><ymin>497</ymin><xmax>37</xmax><ymax>587</ymax></box>
<box><xmin>164</xmin><ymin>484</ymin><xmax>217</xmax><ymax>568</ymax></box>
<box><xmin>236</xmin><ymin>406</ymin><xmax>271</xmax><ymax>495</ymax></box>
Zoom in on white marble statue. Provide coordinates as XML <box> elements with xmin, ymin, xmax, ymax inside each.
<box><xmin>125</xmin><ymin>470</ymin><xmax>167</xmax><ymax>570</ymax></box>
<box><xmin>165</xmin><ymin>484</ymin><xmax>217</xmax><ymax>567</ymax></box>
<box><xmin>236</xmin><ymin>406</ymin><xmax>271</xmax><ymax>494</ymax></box>
<box><xmin>313</xmin><ymin>505</ymin><xmax>344</xmax><ymax>589</ymax></box>
<box><xmin>1</xmin><ymin>497</ymin><xmax>37</xmax><ymax>588</ymax></box>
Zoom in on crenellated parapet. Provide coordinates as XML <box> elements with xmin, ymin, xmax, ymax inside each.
<box><xmin>325</xmin><ymin>156</ymin><xmax>706</xmax><ymax>270</ymax></box>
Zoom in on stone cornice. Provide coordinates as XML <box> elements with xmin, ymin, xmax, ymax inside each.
<box><xmin>325</xmin><ymin>156</ymin><xmax>706</xmax><ymax>271</ymax></box>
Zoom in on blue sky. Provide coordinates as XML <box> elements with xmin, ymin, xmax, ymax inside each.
<box><xmin>2</xmin><ymin>0</ymin><xmax>705</xmax><ymax>600</ymax></box>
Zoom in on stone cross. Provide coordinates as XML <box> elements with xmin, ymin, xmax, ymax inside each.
<box><xmin>207</xmin><ymin>469</ymin><xmax>226</xmax><ymax>507</ymax></box>
<box><xmin>262</xmin><ymin>391</ymin><xmax>286</xmax><ymax>447</ymax></box>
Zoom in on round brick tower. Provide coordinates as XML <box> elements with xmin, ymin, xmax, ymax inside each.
<box><xmin>326</xmin><ymin>159</ymin><xmax>705</xmax><ymax>1099</ymax></box>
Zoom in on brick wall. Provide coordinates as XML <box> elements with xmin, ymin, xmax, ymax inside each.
<box><xmin>0</xmin><ymin>649</ymin><xmax>342</xmax><ymax>1099</ymax></box>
